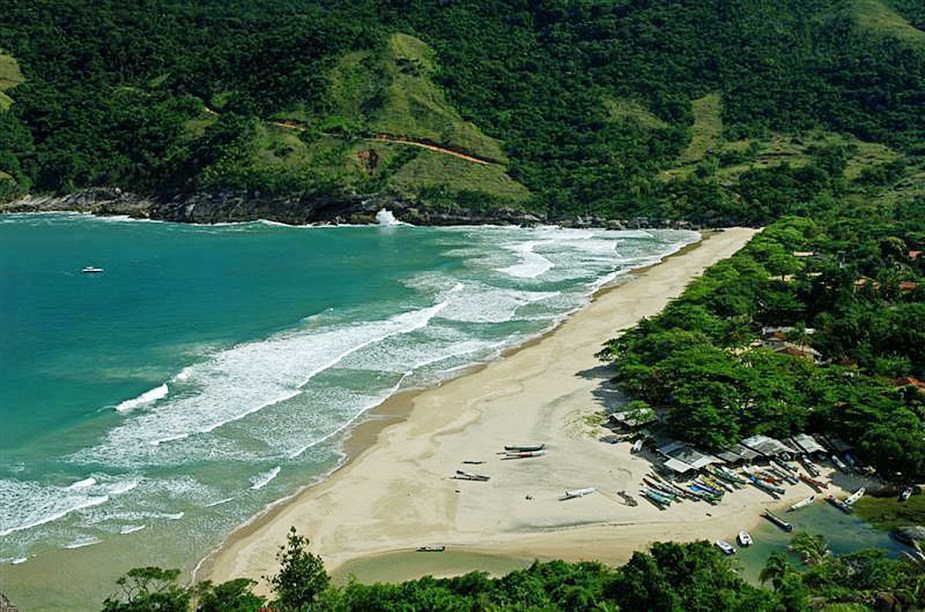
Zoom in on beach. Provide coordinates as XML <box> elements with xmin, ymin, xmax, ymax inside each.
<box><xmin>200</xmin><ymin>226</ymin><xmax>847</xmax><ymax>589</ymax></box>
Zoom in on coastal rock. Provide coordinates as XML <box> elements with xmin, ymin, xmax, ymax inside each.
<box><xmin>892</xmin><ymin>525</ymin><xmax>925</xmax><ymax>545</ymax></box>
<box><xmin>0</xmin><ymin>593</ymin><xmax>19</xmax><ymax>612</ymax></box>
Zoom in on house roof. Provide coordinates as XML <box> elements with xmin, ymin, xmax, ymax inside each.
<box><xmin>729</xmin><ymin>443</ymin><xmax>760</xmax><ymax>461</ymax></box>
<box><xmin>663</xmin><ymin>457</ymin><xmax>696</xmax><ymax>474</ymax></box>
<box><xmin>740</xmin><ymin>435</ymin><xmax>799</xmax><ymax>457</ymax></box>
<box><xmin>790</xmin><ymin>433</ymin><xmax>826</xmax><ymax>454</ymax></box>
<box><xmin>609</xmin><ymin>407</ymin><xmax>657</xmax><ymax>428</ymax></box>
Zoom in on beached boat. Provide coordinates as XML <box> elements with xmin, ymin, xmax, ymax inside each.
<box><xmin>643</xmin><ymin>478</ymin><xmax>680</xmax><ymax>500</ymax></box>
<box><xmin>767</xmin><ymin>466</ymin><xmax>798</xmax><ymax>485</ymax></box>
<box><xmin>771</xmin><ymin>459</ymin><xmax>798</xmax><ymax>474</ymax></box>
<box><xmin>844</xmin><ymin>487</ymin><xmax>865</xmax><ymax>506</ymax></box>
<box><xmin>737</xmin><ymin>530</ymin><xmax>753</xmax><ymax>547</ymax></box>
<box><xmin>710</xmin><ymin>466</ymin><xmax>745</xmax><ymax>487</ymax></box>
<box><xmin>789</xmin><ymin>494</ymin><xmax>816</xmax><ymax>511</ymax></box>
<box><xmin>748</xmin><ymin>475</ymin><xmax>784</xmax><ymax>495</ymax></box>
<box><xmin>81</xmin><ymin>266</ymin><xmax>104</xmax><ymax>274</ymax></box>
<box><xmin>715</xmin><ymin>540</ymin><xmax>737</xmax><ymax>555</ymax></box>
<box><xmin>693</xmin><ymin>479</ymin><xmax>724</xmax><ymax>497</ymax></box>
<box><xmin>616</xmin><ymin>490</ymin><xmax>639</xmax><ymax>506</ymax></box>
<box><xmin>800</xmin><ymin>456</ymin><xmax>821</xmax><ymax>477</ymax></box>
<box><xmin>762</xmin><ymin>509</ymin><xmax>793</xmax><ymax>532</ymax></box>
<box><xmin>825</xmin><ymin>495</ymin><xmax>853</xmax><ymax>513</ymax></box>
<box><xmin>644</xmin><ymin>487</ymin><xmax>674</xmax><ymax>506</ymax></box>
<box><xmin>719</xmin><ymin>466</ymin><xmax>748</xmax><ymax>485</ymax></box>
<box><xmin>417</xmin><ymin>545</ymin><xmax>446</xmax><ymax>552</ymax></box>
<box><xmin>830</xmin><ymin>455</ymin><xmax>848</xmax><ymax>471</ymax></box>
<box><xmin>504</xmin><ymin>444</ymin><xmax>545</xmax><ymax>452</ymax></box>
<box><xmin>689</xmin><ymin>484</ymin><xmax>722</xmax><ymax>503</ymax></box>
<box><xmin>503</xmin><ymin>450</ymin><xmax>546</xmax><ymax>459</ymax></box>
<box><xmin>561</xmin><ymin>487</ymin><xmax>596</xmax><ymax>500</ymax></box>
<box><xmin>900</xmin><ymin>487</ymin><xmax>914</xmax><ymax>502</ymax></box>
<box><xmin>462</xmin><ymin>460</ymin><xmax>485</xmax><ymax>465</ymax></box>
<box><xmin>641</xmin><ymin>488</ymin><xmax>670</xmax><ymax>509</ymax></box>
<box><xmin>701</xmin><ymin>475</ymin><xmax>734</xmax><ymax>493</ymax></box>
<box><xmin>798</xmin><ymin>473</ymin><xmax>828</xmax><ymax>490</ymax></box>
<box><xmin>455</xmin><ymin>470</ymin><xmax>490</xmax><ymax>481</ymax></box>
<box><xmin>631</xmin><ymin>439</ymin><xmax>644</xmax><ymax>453</ymax></box>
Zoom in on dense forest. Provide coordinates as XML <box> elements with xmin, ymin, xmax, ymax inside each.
<box><xmin>1</xmin><ymin>0</ymin><xmax>923</xmax><ymax>221</ymax></box>
<box><xmin>599</xmin><ymin>203</ymin><xmax>925</xmax><ymax>479</ymax></box>
<box><xmin>99</xmin><ymin>528</ymin><xmax>925</xmax><ymax>611</ymax></box>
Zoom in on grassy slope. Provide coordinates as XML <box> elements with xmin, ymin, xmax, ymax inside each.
<box><xmin>604</xmin><ymin>97</ymin><xmax>669</xmax><ymax>131</ymax></box>
<box><xmin>0</xmin><ymin>53</ymin><xmax>24</xmax><ymax>111</ymax></box>
<box><xmin>851</xmin><ymin>0</ymin><xmax>925</xmax><ymax>48</ymax></box>
<box><xmin>657</xmin><ymin>88</ymin><xmax>907</xmax><ymax>182</ymax></box>
<box><xmin>0</xmin><ymin>53</ymin><xmax>24</xmax><ymax>179</ymax></box>
<box><xmin>254</xmin><ymin>33</ymin><xmax>528</xmax><ymax>205</ymax></box>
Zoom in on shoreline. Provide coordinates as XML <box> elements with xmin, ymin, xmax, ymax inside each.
<box><xmin>198</xmin><ymin>227</ymin><xmax>817</xmax><ymax>590</ymax></box>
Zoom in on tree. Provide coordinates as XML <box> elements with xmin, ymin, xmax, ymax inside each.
<box><xmin>789</xmin><ymin>532</ymin><xmax>831</xmax><ymax>567</ymax></box>
<box><xmin>267</xmin><ymin>527</ymin><xmax>330</xmax><ymax>611</ymax></box>
<box><xmin>194</xmin><ymin>578</ymin><xmax>265</xmax><ymax>612</ymax></box>
<box><xmin>102</xmin><ymin>567</ymin><xmax>191</xmax><ymax>612</ymax></box>
<box><xmin>759</xmin><ymin>552</ymin><xmax>793</xmax><ymax>591</ymax></box>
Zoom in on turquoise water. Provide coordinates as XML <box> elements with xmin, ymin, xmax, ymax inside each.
<box><xmin>735</xmin><ymin>501</ymin><xmax>905</xmax><ymax>582</ymax></box>
<box><xmin>0</xmin><ymin>212</ymin><xmax>699</xmax><ymax>609</ymax></box>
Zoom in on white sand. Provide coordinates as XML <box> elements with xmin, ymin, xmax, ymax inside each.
<box><xmin>201</xmin><ymin>227</ymin><xmax>844</xmax><ymax>588</ymax></box>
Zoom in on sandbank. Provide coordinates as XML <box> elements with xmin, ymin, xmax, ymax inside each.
<box><xmin>201</xmin><ymin>227</ymin><xmax>839</xmax><ymax>589</ymax></box>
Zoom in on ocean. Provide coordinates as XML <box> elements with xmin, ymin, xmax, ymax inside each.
<box><xmin>0</xmin><ymin>212</ymin><xmax>699</xmax><ymax>609</ymax></box>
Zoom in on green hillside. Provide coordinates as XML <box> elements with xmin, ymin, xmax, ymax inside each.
<box><xmin>0</xmin><ymin>0</ymin><xmax>922</xmax><ymax>221</ymax></box>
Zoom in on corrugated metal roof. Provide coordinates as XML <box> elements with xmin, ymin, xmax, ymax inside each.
<box><xmin>657</xmin><ymin>440</ymin><xmax>686</xmax><ymax>456</ymax></box>
<box><xmin>791</xmin><ymin>433</ymin><xmax>826</xmax><ymax>454</ymax></box>
<box><xmin>663</xmin><ymin>458</ymin><xmax>695</xmax><ymax>474</ymax></box>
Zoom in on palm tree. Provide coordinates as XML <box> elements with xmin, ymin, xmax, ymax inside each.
<box><xmin>760</xmin><ymin>552</ymin><xmax>792</xmax><ymax>591</ymax></box>
<box><xmin>789</xmin><ymin>532</ymin><xmax>831</xmax><ymax>567</ymax></box>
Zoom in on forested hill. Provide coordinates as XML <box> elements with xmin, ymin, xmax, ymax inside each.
<box><xmin>0</xmin><ymin>0</ymin><xmax>923</xmax><ymax>223</ymax></box>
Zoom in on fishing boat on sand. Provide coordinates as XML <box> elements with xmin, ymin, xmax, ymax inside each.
<box><xmin>417</xmin><ymin>545</ymin><xmax>446</xmax><ymax>552</ymax></box>
<box><xmin>455</xmin><ymin>470</ymin><xmax>490</xmax><ymax>481</ymax></box>
<box><xmin>641</xmin><ymin>488</ymin><xmax>671</xmax><ymax>509</ymax></box>
<box><xmin>617</xmin><ymin>490</ymin><xmax>639</xmax><ymax>506</ymax></box>
<box><xmin>504</xmin><ymin>444</ymin><xmax>545</xmax><ymax>452</ymax></box>
<box><xmin>561</xmin><ymin>487</ymin><xmax>595</xmax><ymax>500</ymax></box>
<box><xmin>631</xmin><ymin>439</ymin><xmax>644</xmax><ymax>453</ymax></box>
<box><xmin>748</xmin><ymin>475</ymin><xmax>784</xmax><ymax>495</ymax></box>
<box><xmin>800</xmin><ymin>456</ymin><xmax>821</xmax><ymax>477</ymax></box>
<box><xmin>503</xmin><ymin>450</ymin><xmax>546</xmax><ymax>459</ymax></box>
<box><xmin>789</xmin><ymin>494</ymin><xmax>816</xmax><ymax>511</ymax></box>
<box><xmin>799</xmin><ymin>473</ymin><xmax>828</xmax><ymax>490</ymax></box>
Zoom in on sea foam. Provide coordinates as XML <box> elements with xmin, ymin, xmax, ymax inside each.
<box><xmin>115</xmin><ymin>383</ymin><xmax>168</xmax><ymax>412</ymax></box>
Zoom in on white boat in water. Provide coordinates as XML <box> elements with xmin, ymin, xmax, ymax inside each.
<box><xmin>715</xmin><ymin>540</ymin><xmax>737</xmax><ymax>555</ymax></box>
<box><xmin>845</xmin><ymin>487</ymin><xmax>866</xmax><ymax>506</ymax></box>
<box><xmin>789</xmin><ymin>494</ymin><xmax>816</xmax><ymax>511</ymax></box>
<box><xmin>81</xmin><ymin>266</ymin><xmax>104</xmax><ymax>274</ymax></box>
<box><xmin>737</xmin><ymin>530</ymin><xmax>753</xmax><ymax>547</ymax></box>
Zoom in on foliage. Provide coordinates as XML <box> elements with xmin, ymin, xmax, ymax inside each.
<box><xmin>1</xmin><ymin>0</ymin><xmax>922</xmax><ymax>219</ymax></box>
<box><xmin>101</xmin><ymin>567</ymin><xmax>191</xmax><ymax>612</ymax></box>
<box><xmin>599</xmin><ymin>211</ymin><xmax>925</xmax><ymax>479</ymax></box>
<box><xmin>267</xmin><ymin>527</ymin><xmax>330</xmax><ymax>611</ymax></box>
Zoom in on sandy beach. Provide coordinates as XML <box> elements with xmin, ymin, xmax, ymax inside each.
<box><xmin>200</xmin><ymin>226</ymin><xmax>851</xmax><ymax>589</ymax></box>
